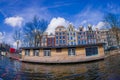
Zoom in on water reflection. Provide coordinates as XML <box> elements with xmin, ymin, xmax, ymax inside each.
<box><xmin>0</xmin><ymin>54</ymin><xmax>120</xmax><ymax>80</ymax></box>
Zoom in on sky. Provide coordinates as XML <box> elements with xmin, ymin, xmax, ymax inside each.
<box><xmin>0</xmin><ymin>0</ymin><xmax>120</xmax><ymax>47</ymax></box>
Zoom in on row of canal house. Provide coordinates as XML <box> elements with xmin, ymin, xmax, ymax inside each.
<box><xmin>40</xmin><ymin>24</ymin><xmax>97</xmax><ymax>47</ymax></box>
<box><xmin>21</xmin><ymin>24</ymin><xmax>105</xmax><ymax>63</ymax></box>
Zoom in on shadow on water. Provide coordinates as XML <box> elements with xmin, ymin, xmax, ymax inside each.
<box><xmin>0</xmin><ymin>54</ymin><xmax>120</xmax><ymax>80</ymax></box>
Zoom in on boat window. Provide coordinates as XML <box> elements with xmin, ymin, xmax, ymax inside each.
<box><xmin>33</xmin><ymin>50</ymin><xmax>39</xmax><ymax>56</ymax></box>
<box><xmin>25</xmin><ymin>50</ymin><xmax>30</xmax><ymax>56</ymax></box>
<box><xmin>85</xmin><ymin>47</ymin><xmax>98</xmax><ymax>56</ymax></box>
<box><xmin>44</xmin><ymin>50</ymin><xmax>51</xmax><ymax>56</ymax></box>
<box><xmin>68</xmin><ymin>48</ymin><xmax>76</xmax><ymax>56</ymax></box>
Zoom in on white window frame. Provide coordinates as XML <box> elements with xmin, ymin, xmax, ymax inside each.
<box><xmin>33</xmin><ymin>50</ymin><xmax>39</xmax><ymax>56</ymax></box>
<box><xmin>25</xmin><ymin>50</ymin><xmax>30</xmax><ymax>56</ymax></box>
<box><xmin>44</xmin><ymin>50</ymin><xmax>51</xmax><ymax>56</ymax></box>
<box><xmin>68</xmin><ymin>48</ymin><xmax>76</xmax><ymax>56</ymax></box>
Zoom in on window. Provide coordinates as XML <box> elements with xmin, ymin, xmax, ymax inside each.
<box><xmin>63</xmin><ymin>40</ymin><xmax>66</xmax><ymax>44</ymax></box>
<box><xmin>63</xmin><ymin>32</ymin><xmax>65</xmax><ymax>35</ymax></box>
<box><xmin>56</xmin><ymin>48</ymin><xmax>62</xmax><ymax>52</ymax></box>
<box><xmin>93</xmin><ymin>39</ymin><xmax>96</xmax><ymax>43</ymax></box>
<box><xmin>60</xmin><ymin>36</ymin><xmax>62</xmax><ymax>39</ymax></box>
<box><xmin>44</xmin><ymin>50</ymin><xmax>51</xmax><ymax>56</ymax></box>
<box><xmin>52</xmin><ymin>39</ymin><xmax>55</xmax><ymax>46</ymax></box>
<box><xmin>56</xmin><ymin>32</ymin><xmax>58</xmax><ymax>35</ymax></box>
<box><xmin>25</xmin><ymin>50</ymin><xmax>30</xmax><ymax>56</ymax></box>
<box><xmin>78</xmin><ymin>41</ymin><xmax>81</xmax><ymax>44</ymax></box>
<box><xmin>59</xmin><ymin>32</ymin><xmax>62</xmax><ymax>35</ymax></box>
<box><xmin>63</xmin><ymin>36</ymin><xmax>65</xmax><ymax>39</ymax></box>
<box><xmin>83</xmin><ymin>32</ymin><xmax>85</xmax><ymax>35</ymax></box>
<box><xmin>81</xmin><ymin>36</ymin><xmax>83</xmax><ymax>38</ymax></box>
<box><xmin>71</xmin><ymin>42</ymin><xmax>73</xmax><ymax>45</ymax></box>
<box><xmin>69</xmin><ymin>29</ymin><xmax>70</xmax><ymax>31</ymax></box>
<box><xmin>68</xmin><ymin>48</ymin><xmax>75</xmax><ymax>56</ymax></box>
<box><xmin>47</xmin><ymin>38</ymin><xmax>51</xmax><ymax>44</ymax></box>
<box><xmin>60</xmin><ymin>40</ymin><xmax>62</xmax><ymax>44</ymax></box>
<box><xmin>83</xmin><ymin>40</ymin><xmax>86</xmax><ymax>44</ymax></box>
<box><xmin>88</xmin><ymin>39</ymin><xmax>91</xmax><ymax>43</ymax></box>
<box><xmin>79</xmin><ymin>32</ymin><xmax>81</xmax><ymax>35</ymax></box>
<box><xmin>73</xmin><ymin>33</ymin><xmax>75</xmax><ymax>36</ymax></box>
<box><xmin>56</xmin><ymin>40</ymin><xmax>58</xmax><ymax>44</ymax></box>
<box><xmin>43</xmin><ymin>37</ymin><xmax>46</xmax><ymax>43</ymax></box>
<box><xmin>56</xmin><ymin>36</ymin><xmax>58</xmax><ymax>39</ymax></box>
<box><xmin>33</xmin><ymin>50</ymin><xmax>39</xmax><ymax>56</ymax></box>
<box><xmin>85</xmin><ymin>47</ymin><xmax>98</xmax><ymax>56</ymax></box>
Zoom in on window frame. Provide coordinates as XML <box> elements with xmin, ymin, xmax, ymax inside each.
<box><xmin>25</xmin><ymin>49</ymin><xmax>30</xmax><ymax>56</ymax></box>
<box><xmin>68</xmin><ymin>48</ymin><xmax>76</xmax><ymax>56</ymax></box>
<box><xmin>44</xmin><ymin>49</ymin><xmax>51</xmax><ymax>56</ymax></box>
<box><xmin>33</xmin><ymin>49</ymin><xmax>39</xmax><ymax>56</ymax></box>
<box><xmin>85</xmin><ymin>46</ymin><xmax>98</xmax><ymax>56</ymax></box>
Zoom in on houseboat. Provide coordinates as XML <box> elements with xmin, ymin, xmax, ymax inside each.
<box><xmin>20</xmin><ymin>43</ymin><xmax>105</xmax><ymax>63</ymax></box>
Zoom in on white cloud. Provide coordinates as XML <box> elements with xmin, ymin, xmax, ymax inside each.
<box><xmin>45</xmin><ymin>17</ymin><xmax>69</xmax><ymax>35</ymax></box>
<box><xmin>4</xmin><ymin>16</ymin><xmax>24</xmax><ymax>27</ymax></box>
<box><xmin>95</xmin><ymin>22</ymin><xmax>106</xmax><ymax>29</ymax></box>
<box><xmin>0</xmin><ymin>31</ymin><xmax>22</xmax><ymax>48</ymax></box>
<box><xmin>0</xmin><ymin>32</ymin><xmax>5</xmax><ymax>43</ymax></box>
<box><xmin>81</xmin><ymin>20</ymin><xmax>87</xmax><ymax>25</ymax></box>
<box><xmin>0</xmin><ymin>32</ymin><xmax>21</xmax><ymax>48</ymax></box>
<box><xmin>73</xmin><ymin>6</ymin><xmax>104</xmax><ymax>28</ymax></box>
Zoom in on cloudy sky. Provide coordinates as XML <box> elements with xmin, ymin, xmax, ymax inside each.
<box><xmin>0</xmin><ymin>0</ymin><xmax>120</xmax><ymax>46</ymax></box>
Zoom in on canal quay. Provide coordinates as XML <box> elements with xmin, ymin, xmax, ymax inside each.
<box><xmin>0</xmin><ymin>50</ymin><xmax>120</xmax><ymax>80</ymax></box>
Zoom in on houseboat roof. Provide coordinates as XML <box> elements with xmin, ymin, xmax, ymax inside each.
<box><xmin>21</xmin><ymin>43</ymin><xmax>105</xmax><ymax>50</ymax></box>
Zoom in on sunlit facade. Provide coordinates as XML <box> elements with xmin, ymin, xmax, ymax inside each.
<box><xmin>55</xmin><ymin>26</ymin><xmax>67</xmax><ymax>46</ymax></box>
<box><xmin>67</xmin><ymin>24</ymin><xmax>77</xmax><ymax>45</ymax></box>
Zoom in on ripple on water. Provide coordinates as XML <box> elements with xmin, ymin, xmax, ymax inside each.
<box><xmin>0</xmin><ymin>54</ymin><xmax>120</xmax><ymax>80</ymax></box>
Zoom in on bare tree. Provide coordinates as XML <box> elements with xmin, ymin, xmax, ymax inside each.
<box><xmin>13</xmin><ymin>29</ymin><xmax>21</xmax><ymax>49</ymax></box>
<box><xmin>104</xmin><ymin>13</ymin><xmax>120</xmax><ymax>46</ymax></box>
<box><xmin>23</xmin><ymin>16</ymin><xmax>48</xmax><ymax>47</ymax></box>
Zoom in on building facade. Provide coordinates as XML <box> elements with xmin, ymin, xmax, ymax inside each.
<box><xmin>41</xmin><ymin>32</ymin><xmax>48</xmax><ymax>47</ymax></box>
<box><xmin>22</xmin><ymin>24</ymin><xmax>119</xmax><ymax>49</ymax></box>
<box><xmin>107</xmin><ymin>30</ymin><xmax>117</xmax><ymax>47</ymax></box>
<box><xmin>55</xmin><ymin>26</ymin><xmax>67</xmax><ymax>46</ymax></box>
<box><xmin>47</xmin><ymin>33</ymin><xmax>55</xmax><ymax>47</ymax></box>
<box><xmin>77</xmin><ymin>26</ymin><xmax>87</xmax><ymax>45</ymax></box>
<box><xmin>86</xmin><ymin>25</ymin><xmax>97</xmax><ymax>44</ymax></box>
<box><xmin>67</xmin><ymin>24</ymin><xmax>77</xmax><ymax>45</ymax></box>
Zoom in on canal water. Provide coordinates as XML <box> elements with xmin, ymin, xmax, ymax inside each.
<box><xmin>0</xmin><ymin>55</ymin><xmax>120</xmax><ymax>80</ymax></box>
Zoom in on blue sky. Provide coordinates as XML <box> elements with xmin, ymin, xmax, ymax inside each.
<box><xmin>0</xmin><ymin>0</ymin><xmax>120</xmax><ymax>45</ymax></box>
